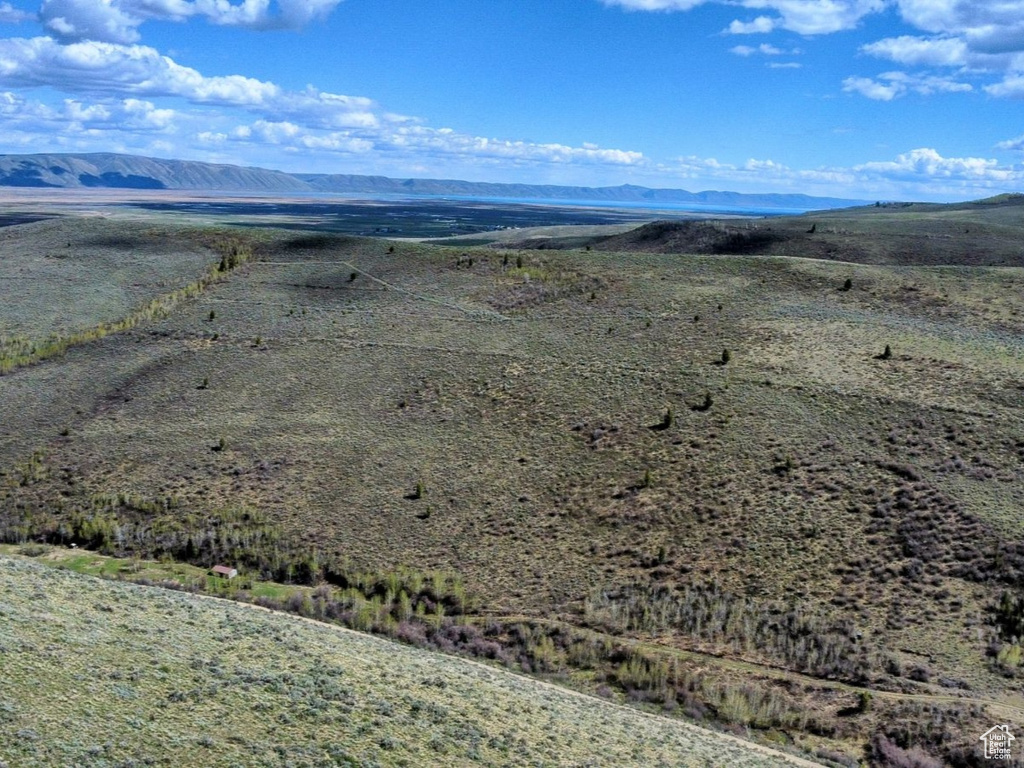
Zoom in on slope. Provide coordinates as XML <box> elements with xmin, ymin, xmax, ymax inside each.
<box><xmin>590</xmin><ymin>197</ymin><xmax>1024</xmax><ymax>266</ymax></box>
<box><xmin>0</xmin><ymin>554</ymin><xmax>815</xmax><ymax>767</ymax></box>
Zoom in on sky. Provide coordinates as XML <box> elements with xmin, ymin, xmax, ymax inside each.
<box><xmin>0</xmin><ymin>1</ymin><xmax>1023</xmax><ymax>201</ymax></box>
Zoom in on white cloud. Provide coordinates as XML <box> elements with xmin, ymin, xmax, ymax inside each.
<box><xmin>861</xmin><ymin>35</ymin><xmax>968</xmax><ymax>67</ymax></box>
<box><xmin>612</xmin><ymin>0</ymin><xmax>884</xmax><ymax>33</ymax></box>
<box><xmin>602</xmin><ymin>0</ymin><xmax>1024</xmax><ymax>100</ymax></box>
<box><xmin>726</xmin><ymin>16</ymin><xmax>775</xmax><ymax>34</ymax></box>
<box><xmin>0</xmin><ymin>2</ymin><xmax>33</xmax><ymax>22</ymax></box>
<box><xmin>211</xmin><ymin>115</ymin><xmax>646</xmax><ymax>169</ymax></box>
<box><xmin>0</xmin><ymin>37</ymin><xmax>286</xmax><ymax>105</ymax></box>
<box><xmin>896</xmin><ymin>1</ymin><xmax>1024</xmax><ymax>52</ymax></box>
<box><xmin>600</xmin><ymin>0</ymin><xmax>706</xmax><ymax>10</ymax></box>
<box><xmin>985</xmin><ymin>74</ymin><xmax>1024</xmax><ymax>98</ymax></box>
<box><xmin>0</xmin><ymin>35</ymin><xmax>649</xmax><ymax>174</ymax></box>
<box><xmin>997</xmin><ymin>133</ymin><xmax>1024</xmax><ymax>151</ymax></box>
<box><xmin>737</xmin><ymin>0</ymin><xmax>886</xmax><ymax>35</ymax></box>
<box><xmin>666</xmin><ymin>146</ymin><xmax>1024</xmax><ymax>200</ymax></box>
<box><xmin>0</xmin><ymin>89</ymin><xmax>179</xmax><ymax>136</ymax></box>
<box><xmin>38</xmin><ymin>0</ymin><xmax>343</xmax><ymax>43</ymax></box>
<box><xmin>854</xmin><ymin>147</ymin><xmax>1013</xmax><ymax>182</ymax></box>
<box><xmin>842</xmin><ymin>75</ymin><xmax>901</xmax><ymax>100</ymax></box>
<box><xmin>730</xmin><ymin>42</ymin><xmax>785</xmax><ymax>56</ymax></box>
<box><xmin>843</xmin><ymin>71</ymin><xmax>971</xmax><ymax>100</ymax></box>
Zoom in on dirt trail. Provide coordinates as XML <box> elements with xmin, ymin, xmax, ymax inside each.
<box><xmin>472</xmin><ymin>613</ymin><xmax>1024</xmax><ymax>723</ymax></box>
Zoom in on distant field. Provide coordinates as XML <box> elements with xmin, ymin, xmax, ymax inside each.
<box><xmin>0</xmin><ymin>555</ymin><xmax>812</xmax><ymax>767</ymax></box>
<box><xmin>0</xmin><ymin>188</ymin><xmax>702</xmax><ymax>239</ymax></box>
<box><xmin>2</xmin><ymin>205</ymin><xmax>1024</xmax><ymax>765</ymax></box>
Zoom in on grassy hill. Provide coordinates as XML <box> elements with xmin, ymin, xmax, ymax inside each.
<box><xmin>0</xmin><ymin>554</ymin><xmax>813</xmax><ymax>767</ymax></box>
<box><xmin>2</xmin><ymin>205</ymin><xmax>1024</xmax><ymax>764</ymax></box>
<box><xmin>582</xmin><ymin>197</ymin><xmax>1024</xmax><ymax>267</ymax></box>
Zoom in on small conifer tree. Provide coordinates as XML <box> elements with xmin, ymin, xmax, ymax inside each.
<box><xmin>661</xmin><ymin>406</ymin><xmax>674</xmax><ymax>429</ymax></box>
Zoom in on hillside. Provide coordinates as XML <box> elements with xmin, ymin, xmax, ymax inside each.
<box><xmin>2</xmin><ymin>210</ymin><xmax>1023</xmax><ymax>765</ymax></box>
<box><xmin>0</xmin><ymin>555</ymin><xmax>810</xmax><ymax>767</ymax></box>
<box><xmin>297</xmin><ymin>173</ymin><xmax>863</xmax><ymax>210</ymax></box>
<box><xmin>0</xmin><ymin>152</ymin><xmax>862</xmax><ymax>210</ymax></box>
<box><xmin>584</xmin><ymin>197</ymin><xmax>1024</xmax><ymax>266</ymax></box>
<box><xmin>0</xmin><ymin>153</ymin><xmax>310</xmax><ymax>192</ymax></box>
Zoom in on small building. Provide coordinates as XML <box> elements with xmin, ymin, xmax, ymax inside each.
<box><xmin>211</xmin><ymin>565</ymin><xmax>238</xmax><ymax>579</ymax></box>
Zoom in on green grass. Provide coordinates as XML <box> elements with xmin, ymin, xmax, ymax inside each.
<box><xmin>3</xmin><ymin>212</ymin><xmax>1024</xmax><ymax>763</ymax></box>
<box><xmin>0</xmin><ymin>555</ymin><xmax>808</xmax><ymax>767</ymax></box>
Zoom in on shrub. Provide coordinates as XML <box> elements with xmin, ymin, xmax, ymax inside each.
<box><xmin>692</xmin><ymin>392</ymin><xmax>713</xmax><ymax>412</ymax></box>
<box><xmin>858</xmin><ymin>690</ymin><xmax>872</xmax><ymax>713</ymax></box>
<box><xmin>721</xmin><ymin>348</ymin><xmax>731</xmax><ymax>365</ymax></box>
<box><xmin>660</xmin><ymin>406</ymin><xmax>674</xmax><ymax>430</ymax></box>
<box><xmin>871</xmin><ymin>734</ymin><xmax>942</xmax><ymax>768</ymax></box>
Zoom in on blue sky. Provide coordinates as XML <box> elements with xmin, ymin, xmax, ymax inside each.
<box><xmin>0</xmin><ymin>0</ymin><xmax>1022</xmax><ymax>200</ymax></box>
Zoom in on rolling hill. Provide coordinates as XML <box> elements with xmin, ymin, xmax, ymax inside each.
<box><xmin>0</xmin><ymin>554</ymin><xmax>813</xmax><ymax>767</ymax></box>
<box><xmin>475</xmin><ymin>195</ymin><xmax>1024</xmax><ymax>267</ymax></box>
<box><xmin>2</xmin><ymin>202</ymin><xmax>1023</xmax><ymax>766</ymax></box>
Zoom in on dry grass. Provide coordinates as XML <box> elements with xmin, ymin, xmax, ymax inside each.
<box><xmin>0</xmin><ymin>555</ymin><xmax>809</xmax><ymax>767</ymax></box>
<box><xmin>2</xmin><ymin>212</ymin><xmax>1024</xmax><ymax>762</ymax></box>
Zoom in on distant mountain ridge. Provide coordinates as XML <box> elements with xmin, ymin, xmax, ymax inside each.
<box><xmin>0</xmin><ymin>152</ymin><xmax>865</xmax><ymax>210</ymax></box>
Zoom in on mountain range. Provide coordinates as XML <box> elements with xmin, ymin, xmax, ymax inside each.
<box><xmin>0</xmin><ymin>152</ymin><xmax>865</xmax><ymax>210</ymax></box>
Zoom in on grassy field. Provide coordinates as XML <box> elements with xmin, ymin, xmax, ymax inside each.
<box><xmin>0</xmin><ymin>554</ymin><xmax>815</xmax><ymax>767</ymax></box>
<box><xmin>3</xmin><ymin>203</ymin><xmax>1024</xmax><ymax>764</ymax></box>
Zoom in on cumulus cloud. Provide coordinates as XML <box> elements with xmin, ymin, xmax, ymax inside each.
<box><xmin>0</xmin><ymin>2</ymin><xmax>33</xmax><ymax>22</ymax></box>
<box><xmin>197</xmin><ymin>113</ymin><xmax>647</xmax><ymax>171</ymax></box>
<box><xmin>730</xmin><ymin>42</ymin><xmax>784</xmax><ymax>56</ymax></box>
<box><xmin>736</xmin><ymin>0</ymin><xmax>886</xmax><ymax>35</ymax></box>
<box><xmin>600</xmin><ymin>0</ymin><xmax>706</xmax><ymax>10</ymax></box>
<box><xmin>861</xmin><ymin>35</ymin><xmax>968</xmax><ymax>67</ymax></box>
<box><xmin>0</xmin><ymin>35</ymin><xmax>649</xmax><ymax>174</ymax></box>
<box><xmin>856</xmin><ymin>3</ymin><xmax>1024</xmax><ymax>99</ymax></box>
<box><xmin>38</xmin><ymin>0</ymin><xmax>343</xmax><ymax>43</ymax></box>
<box><xmin>842</xmin><ymin>71</ymin><xmax>971</xmax><ymax>100</ymax></box>
<box><xmin>610</xmin><ymin>0</ymin><xmax>884</xmax><ymax>33</ymax></box>
<box><xmin>0</xmin><ymin>89</ymin><xmax>179</xmax><ymax>136</ymax></box>
<box><xmin>726</xmin><ymin>16</ymin><xmax>775</xmax><ymax>34</ymax></box>
<box><xmin>0</xmin><ymin>35</ymin><xmax>388</xmax><ymax>129</ymax></box>
<box><xmin>997</xmin><ymin>133</ymin><xmax>1024</xmax><ymax>151</ymax></box>
<box><xmin>667</xmin><ymin>146</ymin><xmax>1024</xmax><ymax>200</ymax></box>
<box><xmin>854</xmin><ymin>147</ymin><xmax>1014</xmax><ymax>182</ymax></box>
<box><xmin>602</xmin><ymin>0</ymin><xmax>1024</xmax><ymax>100</ymax></box>
<box><xmin>0</xmin><ymin>37</ymin><xmax>286</xmax><ymax>104</ymax></box>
